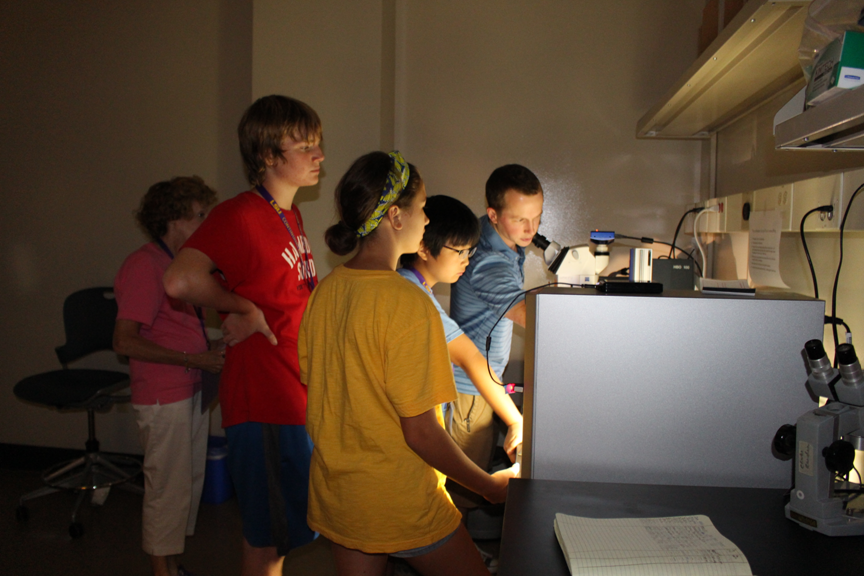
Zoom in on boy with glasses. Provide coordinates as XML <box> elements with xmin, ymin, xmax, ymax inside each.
<box><xmin>399</xmin><ymin>195</ymin><xmax>524</xmax><ymax>528</ymax></box>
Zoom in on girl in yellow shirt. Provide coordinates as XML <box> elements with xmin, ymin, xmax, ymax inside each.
<box><xmin>299</xmin><ymin>151</ymin><xmax>514</xmax><ymax>576</ymax></box>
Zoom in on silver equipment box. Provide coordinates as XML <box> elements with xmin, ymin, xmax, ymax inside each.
<box><xmin>522</xmin><ymin>288</ymin><xmax>824</xmax><ymax>488</ymax></box>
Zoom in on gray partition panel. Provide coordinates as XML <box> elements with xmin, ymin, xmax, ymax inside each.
<box><xmin>522</xmin><ymin>288</ymin><xmax>824</xmax><ymax>488</ymax></box>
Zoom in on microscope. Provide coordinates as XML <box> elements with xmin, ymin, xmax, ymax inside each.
<box><xmin>774</xmin><ymin>340</ymin><xmax>864</xmax><ymax>536</ymax></box>
<box><xmin>532</xmin><ymin>230</ymin><xmax>614</xmax><ymax>285</ymax></box>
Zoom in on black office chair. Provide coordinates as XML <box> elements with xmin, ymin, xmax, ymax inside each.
<box><xmin>14</xmin><ymin>287</ymin><xmax>143</xmax><ymax>538</ymax></box>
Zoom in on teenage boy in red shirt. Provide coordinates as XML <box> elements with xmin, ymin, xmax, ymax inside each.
<box><xmin>164</xmin><ymin>95</ymin><xmax>323</xmax><ymax>576</ymax></box>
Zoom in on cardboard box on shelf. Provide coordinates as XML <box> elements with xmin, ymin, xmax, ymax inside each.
<box><xmin>806</xmin><ymin>30</ymin><xmax>864</xmax><ymax>107</ymax></box>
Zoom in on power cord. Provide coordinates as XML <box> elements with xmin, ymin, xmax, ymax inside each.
<box><xmin>669</xmin><ymin>207</ymin><xmax>702</xmax><ymax>259</ymax></box>
<box><xmin>617</xmin><ymin>234</ymin><xmax>687</xmax><ymax>257</ymax></box>
<box><xmin>825</xmin><ymin>315</ymin><xmax>853</xmax><ymax>344</ymax></box>
<box><xmin>686</xmin><ymin>248</ymin><xmax>704</xmax><ymax>277</ymax></box>
<box><xmin>831</xmin><ymin>181</ymin><xmax>864</xmax><ymax>365</ymax></box>
<box><xmin>692</xmin><ymin>207</ymin><xmax>720</xmax><ymax>276</ymax></box>
<box><xmin>799</xmin><ymin>204</ymin><xmax>834</xmax><ymax>299</ymax></box>
<box><xmin>483</xmin><ymin>282</ymin><xmax>578</xmax><ymax>386</ymax></box>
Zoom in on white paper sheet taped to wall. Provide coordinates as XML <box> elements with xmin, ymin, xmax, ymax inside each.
<box><xmin>748</xmin><ymin>210</ymin><xmax>789</xmax><ymax>289</ymax></box>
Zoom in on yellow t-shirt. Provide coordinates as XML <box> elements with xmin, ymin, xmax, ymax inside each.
<box><xmin>299</xmin><ymin>265</ymin><xmax>461</xmax><ymax>553</ymax></box>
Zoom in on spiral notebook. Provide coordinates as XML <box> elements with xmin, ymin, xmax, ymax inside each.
<box><xmin>553</xmin><ymin>513</ymin><xmax>752</xmax><ymax>576</ymax></box>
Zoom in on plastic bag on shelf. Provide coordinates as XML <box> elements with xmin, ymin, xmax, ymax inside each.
<box><xmin>799</xmin><ymin>0</ymin><xmax>864</xmax><ymax>82</ymax></box>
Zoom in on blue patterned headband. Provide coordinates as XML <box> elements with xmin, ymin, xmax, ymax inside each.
<box><xmin>356</xmin><ymin>151</ymin><xmax>410</xmax><ymax>238</ymax></box>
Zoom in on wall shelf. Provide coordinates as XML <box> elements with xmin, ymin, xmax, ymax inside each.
<box><xmin>636</xmin><ymin>0</ymin><xmax>810</xmax><ymax>140</ymax></box>
<box><xmin>775</xmin><ymin>85</ymin><xmax>864</xmax><ymax>150</ymax></box>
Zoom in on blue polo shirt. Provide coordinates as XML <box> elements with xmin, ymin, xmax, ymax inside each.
<box><xmin>450</xmin><ymin>215</ymin><xmax>525</xmax><ymax>395</ymax></box>
<box><xmin>396</xmin><ymin>268</ymin><xmax>464</xmax><ymax>343</ymax></box>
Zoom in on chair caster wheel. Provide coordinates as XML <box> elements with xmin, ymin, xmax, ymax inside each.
<box><xmin>15</xmin><ymin>505</ymin><xmax>29</xmax><ymax>522</ymax></box>
<box><xmin>69</xmin><ymin>522</ymin><xmax>84</xmax><ymax>538</ymax></box>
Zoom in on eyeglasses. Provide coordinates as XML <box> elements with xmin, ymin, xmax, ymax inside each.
<box><xmin>442</xmin><ymin>245</ymin><xmax>477</xmax><ymax>259</ymax></box>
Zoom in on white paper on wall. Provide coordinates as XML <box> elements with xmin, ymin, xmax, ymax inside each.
<box><xmin>748</xmin><ymin>210</ymin><xmax>789</xmax><ymax>289</ymax></box>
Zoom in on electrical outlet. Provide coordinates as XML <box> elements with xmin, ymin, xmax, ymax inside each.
<box><xmin>685</xmin><ymin>170</ymin><xmax>864</xmax><ymax>237</ymax></box>
<box><xmin>753</xmin><ymin>184</ymin><xmax>792</xmax><ymax>230</ymax></box>
<box><xmin>792</xmin><ymin>174</ymin><xmax>841</xmax><ymax>232</ymax></box>
<box><xmin>705</xmin><ymin>199</ymin><xmax>725</xmax><ymax>232</ymax></box>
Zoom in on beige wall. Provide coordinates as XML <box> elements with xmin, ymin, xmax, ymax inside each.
<box><xmin>396</xmin><ymin>1</ymin><xmax>705</xmax><ymax>369</ymax></box>
<box><xmin>253</xmin><ymin>0</ymin><xmax>706</xmax><ymax>374</ymax></box>
<box><xmin>1</xmin><ymin>0</ymin><xmax>706</xmax><ymax>452</ymax></box>
<box><xmin>252</xmin><ymin>0</ymin><xmax>389</xmax><ymax>275</ymax></box>
<box><xmin>251</xmin><ymin>0</ymin><xmax>705</xmax><ymax>284</ymax></box>
<box><xmin>0</xmin><ymin>1</ymin><xmax>252</xmax><ymax>453</ymax></box>
<box><xmin>713</xmin><ymin>89</ymin><xmax>864</xmax><ymax>360</ymax></box>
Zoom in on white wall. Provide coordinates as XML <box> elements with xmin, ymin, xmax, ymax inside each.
<box><xmin>395</xmin><ymin>1</ymin><xmax>705</xmax><ymax>370</ymax></box>
<box><xmin>713</xmin><ymin>87</ymin><xmax>864</xmax><ymax>360</ymax></box>
<box><xmin>252</xmin><ymin>0</ymin><xmax>706</xmax><ymax>375</ymax></box>
<box><xmin>1</xmin><ymin>0</ymin><xmax>706</xmax><ymax>452</ymax></box>
<box><xmin>0</xmin><ymin>0</ymin><xmax>252</xmax><ymax>454</ymax></box>
<box><xmin>251</xmin><ymin>0</ymin><xmax>388</xmax><ymax>275</ymax></box>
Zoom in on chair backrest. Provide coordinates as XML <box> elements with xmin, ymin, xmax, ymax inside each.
<box><xmin>55</xmin><ymin>287</ymin><xmax>119</xmax><ymax>366</ymax></box>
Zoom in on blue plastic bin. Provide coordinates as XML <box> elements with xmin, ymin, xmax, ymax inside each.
<box><xmin>202</xmin><ymin>435</ymin><xmax>233</xmax><ymax>504</ymax></box>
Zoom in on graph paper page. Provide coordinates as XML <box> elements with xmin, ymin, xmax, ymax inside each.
<box><xmin>553</xmin><ymin>514</ymin><xmax>751</xmax><ymax>576</ymax></box>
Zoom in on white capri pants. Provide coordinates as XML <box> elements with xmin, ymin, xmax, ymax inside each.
<box><xmin>134</xmin><ymin>390</ymin><xmax>208</xmax><ymax>556</ymax></box>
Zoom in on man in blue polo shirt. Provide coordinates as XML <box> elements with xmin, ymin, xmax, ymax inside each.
<box><xmin>450</xmin><ymin>164</ymin><xmax>544</xmax><ymax>509</ymax></box>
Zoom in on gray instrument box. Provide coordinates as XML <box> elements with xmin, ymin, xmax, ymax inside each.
<box><xmin>522</xmin><ymin>288</ymin><xmax>824</xmax><ymax>488</ymax></box>
<box><xmin>652</xmin><ymin>258</ymin><xmax>696</xmax><ymax>290</ymax></box>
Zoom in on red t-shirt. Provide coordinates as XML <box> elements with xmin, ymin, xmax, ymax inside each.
<box><xmin>114</xmin><ymin>243</ymin><xmax>208</xmax><ymax>405</ymax></box>
<box><xmin>183</xmin><ymin>191</ymin><xmax>317</xmax><ymax>427</ymax></box>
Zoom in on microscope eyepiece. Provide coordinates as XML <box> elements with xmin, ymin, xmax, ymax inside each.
<box><xmin>837</xmin><ymin>343</ymin><xmax>864</xmax><ymax>391</ymax></box>
<box><xmin>837</xmin><ymin>343</ymin><xmax>858</xmax><ymax>367</ymax></box>
<box><xmin>804</xmin><ymin>339</ymin><xmax>836</xmax><ymax>386</ymax></box>
<box><xmin>532</xmin><ymin>233</ymin><xmax>550</xmax><ymax>250</ymax></box>
<box><xmin>805</xmin><ymin>339</ymin><xmax>826</xmax><ymax>361</ymax></box>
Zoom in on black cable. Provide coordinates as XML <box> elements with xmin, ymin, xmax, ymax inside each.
<box><xmin>484</xmin><ymin>282</ymin><xmax>578</xmax><ymax>385</ymax></box>
<box><xmin>669</xmin><ymin>207</ymin><xmax>702</xmax><ymax>259</ymax></box>
<box><xmin>824</xmin><ymin>315</ymin><xmax>853</xmax><ymax>342</ymax></box>
<box><xmin>686</xmin><ymin>248</ymin><xmax>704</xmax><ymax>277</ymax></box>
<box><xmin>616</xmin><ymin>234</ymin><xmax>690</xmax><ymax>256</ymax></box>
<box><xmin>800</xmin><ymin>205</ymin><xmax>834</xmax><ymax>299</ymax></box>
<box><xmin>831</xmin><ymin>182</ymin><xmax>864</xmax><ymax>365</ymax></box>
<box><xmin>836</xmin><ymin>460</ymin><xmax>863</xmax><ymax>488</ymax></box>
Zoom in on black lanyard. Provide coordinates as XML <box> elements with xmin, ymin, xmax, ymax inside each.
<box><xmin>155</xmin><ymin>238</ymin><xmax>210</xmax><ymax>350</ymax></box>
<box><xmin>255</xmin><ymin>185</ymin><xmax>316</xmax><ymax>292</ymax></box>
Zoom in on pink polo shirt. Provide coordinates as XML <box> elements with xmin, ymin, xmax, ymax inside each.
<box><xmin>114</xmin><ymin>243</ymin><xmax>208</xmax><ymax>405</ymax></box>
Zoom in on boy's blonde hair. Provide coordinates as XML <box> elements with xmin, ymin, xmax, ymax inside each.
<box><xmin>238</xmin><ymin>95</ymin><xmax>322</xmax><ymax>186</ymax></box>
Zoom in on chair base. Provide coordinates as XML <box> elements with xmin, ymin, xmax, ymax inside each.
<box><xmin>16</xmin><ymin>451</ymin><xmax>143</xmax><ymax>537</ymax></box>
<box><xmin>40</xmin><ymin>452</ymin><xmax>142</xmax><ymax>491</ymax></box>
